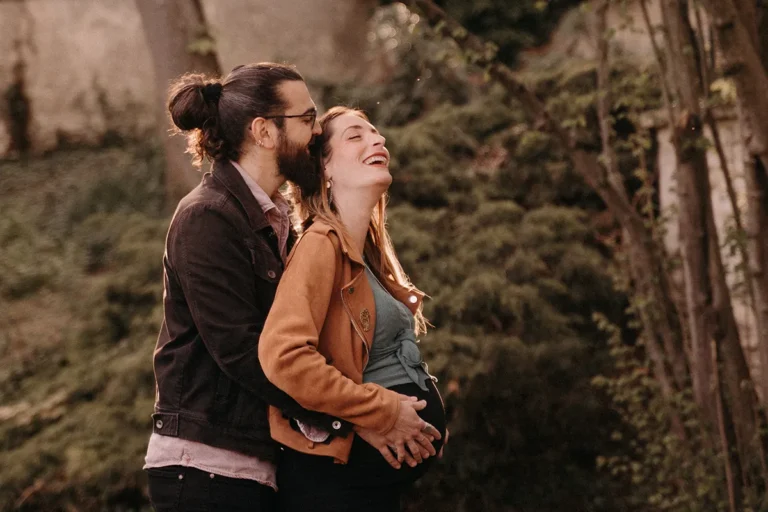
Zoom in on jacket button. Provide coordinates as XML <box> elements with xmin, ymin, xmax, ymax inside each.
<box><xmin>155</xmin><ymin>420</ymin><xmax>163</xmax><ymax>429</ymax></box>
<box><xmin>348</xmin><ymin>287</ymin><xmax>354</xmax><ymax>294</ymax></box>
<box><xmin>267</xmin><ymin>270</ymin><xmax>277</xmax><ymax>279</ymax></box>
<box><xmin>409</xmin><ymin>295</ymin><xmax>418</xmax><ymax>304</ymax></box>
<box><xmin>332</xmin><ymin>420</ymin><xmax>342</xmax><ymax>430</ymax></box>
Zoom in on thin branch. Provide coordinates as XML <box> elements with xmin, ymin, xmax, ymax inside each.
<box><xmin>595</xmin><ymin>1</ymin><xmax>627</xmax><ymax>202</ymax></box>
<box><xmin>713</xmin><ymin>338</ymin><xmax>741</xmax><ymax>512</ymax></box>
<box><xmin>691</xmin><ymin>0</ymin><xmax>711</xmax><ymax>89</ymax></box>
<box><xmin>639</xmin><ymin>0</ymin><xmax>677</xmax><ymax>129</ymax></box>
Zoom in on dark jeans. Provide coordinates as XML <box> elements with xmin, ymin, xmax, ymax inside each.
<box><xmin>277</xmin><ymin>380</ymin><xmax>446</xmax><ymax>512</ymax></box>
<box><xmin>147</xmin><ymin>465</ymin><xmax>277</xmax><ymax>512</ymax></box>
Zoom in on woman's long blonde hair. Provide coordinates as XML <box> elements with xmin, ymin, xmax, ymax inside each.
<box><xmin>288</xmin><ymin>106</ymin><xmax>427</xmax><ymax>334</ymax></box>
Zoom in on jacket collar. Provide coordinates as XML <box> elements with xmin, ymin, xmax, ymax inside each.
<box><xmin>304</xmin><ymin>218</ymin><xmax>426</xmax><ymax>313</ymax></box>
<box><xmin>304</xmin><ymin>218</ymin><xmax>364</xmax><ymax>266</ymax></box>
<box><xmin>211</xmin><ymin>160</ymin><xmax>271</xmax><ymax>232</ymax></box>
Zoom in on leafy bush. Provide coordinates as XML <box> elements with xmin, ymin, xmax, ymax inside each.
<box><xmin>0</xmin><ymin>213</ymin><xmax>63</xmax><ymax>299</ymax></box>
<box><xmin>0</xmin><ymin>146</ymin><xmax>166</xmax><ymax>511</ymax></box>
<box><xmin>376</xmin><ymin>85</ymin><xmax>628</xmax><ymax>510</ymax></box>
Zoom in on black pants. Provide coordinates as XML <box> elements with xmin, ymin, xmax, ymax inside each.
<box><xmin>147</xmin><ymin>465</ymin><xmax>277</xmax><ymax>512</ymax></box>
<box><xmin>277</xmin><ymin>380</ymin><xmax>446</xmax><ymax>512</ymax></box>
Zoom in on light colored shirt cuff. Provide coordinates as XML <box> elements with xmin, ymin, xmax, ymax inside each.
<box><xmin>296</xmin><ymin>420</ymin><xmax>331</xmax><ymax>443</ymax></box>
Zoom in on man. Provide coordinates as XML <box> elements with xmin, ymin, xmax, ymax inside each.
<box><xmin>145</xmin><ymin>63</ymin><xmax>348</xmax><ymax>511</ymax></box>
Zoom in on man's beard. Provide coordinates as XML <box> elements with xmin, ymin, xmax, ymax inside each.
<box><xmin>276</xmin><ymin>132</ymin><xmax>323</xmax><ymax>195</ymax></box>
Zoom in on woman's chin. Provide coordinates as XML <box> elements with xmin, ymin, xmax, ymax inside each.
<box><xmin>363</xmin><ymin>172</ymin><xmax>393</xmax><ymax>190</ymax></box>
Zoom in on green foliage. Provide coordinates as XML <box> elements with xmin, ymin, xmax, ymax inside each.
<box><xmin>405</xmin><ymin>334</ymin><xmax>622</xmax><ymax>512</ymax></box>
<box><xmin>0</xmin><ymin>212</ymin><xmax>62</xmax><ymax>299</ymax></box>
<box><xmin>591</xmin><ymin>315</ymin><xmax>729</xmax><ymax>511</ymax></box>
<box><xmin>77</xmin><ymin>214</ymin><xmax>167</xmax><ymax>348</ymax></box>
<box><xmin>361</xmin><ymin>56</ymin><xmax>629</xmax><ymax>509</ymax></box>
<box><xmin>320</xmin><ymin>3</ymin><xmax>474</xmax><ymax>126</ymax></box>
<box><xmin>434</xmin><ymin>0</ymin><xmax>583</xmax><ymax>67</ymax></box>
<box><xmin>0</xmin><ymin>146</ymin><xmax>166</xmax><ymax>511</ymax></box>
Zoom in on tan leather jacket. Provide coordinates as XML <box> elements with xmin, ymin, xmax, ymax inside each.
<box><xmin>259</xmin><ymin>219</ymin><xmax>425</xmax><ymax>463</ymax></box>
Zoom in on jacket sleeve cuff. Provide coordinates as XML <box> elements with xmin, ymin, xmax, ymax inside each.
<box><xmin>375</xmin><ymin>390</ymin><xmax>402</xmax><ymax>436</ymax></box>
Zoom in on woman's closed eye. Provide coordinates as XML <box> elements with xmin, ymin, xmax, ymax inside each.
<box><xmin>348</xmin><ymin>135</ymin><xmax>361</xmax><ymax>140</ymax></box>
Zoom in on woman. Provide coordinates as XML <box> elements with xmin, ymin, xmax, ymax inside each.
<box><xmin>258</xmin><ymin>107</ymin><xmax>446</xmax><ymax>512</ymax></box>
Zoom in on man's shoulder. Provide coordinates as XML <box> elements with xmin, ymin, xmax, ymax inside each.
<box><xmin>176</xmin><ymin>175</ymin><xmax>230</xmax><ymax>212</ymax></box>
<box><xmin>172</xmin><ymin>176</ymin><xmax>245</xmax><ymax>223</ymax></box>
<box><xmin>166</xmin><ymin>180</ymin><xmax>248</xmax><ymax>246</ymax></box>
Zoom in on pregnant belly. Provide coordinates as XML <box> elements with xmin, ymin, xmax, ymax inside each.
<box><xmin>279</xmin><ymin>379</ymin><xmax>448</xmax><ymax>492</ymax></box>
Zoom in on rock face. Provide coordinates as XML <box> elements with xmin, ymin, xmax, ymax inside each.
<box><xmin>0</xmin><ymin>0</ymin><xmax>376</xmax><ymax>158</ymax></box>
<box><xmin>202</xmin><ymin>0</ymin><xmax>377</xmax><ymax>81</ymax></box>
<box><xmin>0</xmin><ymin>0</ymin><xmax>156</xmax><ymax>157</ymax></box>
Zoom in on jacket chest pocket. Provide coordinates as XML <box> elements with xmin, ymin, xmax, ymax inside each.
<box><xmin>246</xmin><ymin>239</ymin><xmax>283</xmax><ymax>285</ymax></box>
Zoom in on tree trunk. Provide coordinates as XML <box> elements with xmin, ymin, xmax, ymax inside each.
<box><xmin>674</xmin><ymin>114</ymin><xmax>720</xmax><ymax>422</ymax></box>
<box><xmin>738</xmin><ymin>98</ymin><xmax>768</xmax><ymax>407</ymax></box>
<box><xmin>662</xmin><ymin>0</ymin><xmax>765</xmax><ymax>491</ymax></box>
<box><xmin>660</xmin><ymin>0</ymin><xmax>720</xmax><ymax>423</ymax></box>
<box><xmin>703</xmin><ymin>0</ymin><xmax>768</xmax><ymax>174</ymax></box>
<box><xmin>135</xmin><ymin>0</ymin><xmax>221</xmax><ymax>205</ymax></box>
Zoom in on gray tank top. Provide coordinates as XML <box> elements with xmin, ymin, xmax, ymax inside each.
<box><xmin>362</xmin><ymin>265</ymin><xmax>430</xmax><ymax>391</ymax></box>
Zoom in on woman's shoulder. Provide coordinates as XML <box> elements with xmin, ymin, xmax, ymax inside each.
<box><xmin>302</xmin><ymin>217</ymin><xmax>335</xmax><ymax>237</ymax></box>
<box><xmin>301</xmin><ymin>219</ymin><xmax>344</xmax><ymax>246</ymax></box>
<box><xmin>286</xmin><ymin>219</ymin><xmax>343</xmax><ymax>266</ymax></box>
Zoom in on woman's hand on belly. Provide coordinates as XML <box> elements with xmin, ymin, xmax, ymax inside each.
<box><xmin>355</xmin><ymin>423</ymin><xmax>437</xmax><ymax>469</ymax></box>
<box><xmin>381</xmin><ymin>395</ymin><xmax>441</xmax><ymax>466</ymax></box>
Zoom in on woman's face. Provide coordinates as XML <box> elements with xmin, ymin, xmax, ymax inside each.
<box><xmin>324</xmin><ymin>113</ymin><xmax>392</xmax><ymax>193</ymax></box>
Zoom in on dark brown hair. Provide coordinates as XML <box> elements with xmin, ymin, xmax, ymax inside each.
<box><xmin>167</xmin><ymin>62</ymin><xmax>304</xmax><ymax>166</ymax></box>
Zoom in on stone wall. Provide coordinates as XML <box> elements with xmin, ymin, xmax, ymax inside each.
<box><xmin>0</xmin><ymin>0</ymin><xmax>376</xmax><ymax>158</ymax></box>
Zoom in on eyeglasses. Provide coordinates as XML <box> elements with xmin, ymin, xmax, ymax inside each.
<box><xmin>261</xmin><ymin>111</ymin><xmax>317</xmax><ymax>126</ymax></box>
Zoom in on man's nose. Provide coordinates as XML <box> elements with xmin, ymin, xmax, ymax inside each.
<box><xmin>312</xmin><ymin>119</ymin><xmax>322</xmax><ymax>136</ymax></box>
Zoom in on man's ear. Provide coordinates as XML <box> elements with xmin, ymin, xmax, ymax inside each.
<box><xmin>250</xmin><ymin>117</ymin><xmax>277</xmax><ymax>149</ymax></box>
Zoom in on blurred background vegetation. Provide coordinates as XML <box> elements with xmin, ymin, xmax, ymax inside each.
<box><xmin>3</xmin><ymin>0</ymin><xmax>768</xmax><ymax>510</ymax></box>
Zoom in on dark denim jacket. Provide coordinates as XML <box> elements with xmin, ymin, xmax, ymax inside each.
<box><xmin>152</xmin><ymin>160</ymin><xmax>350</xmax><ymax>462</ymax></box>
